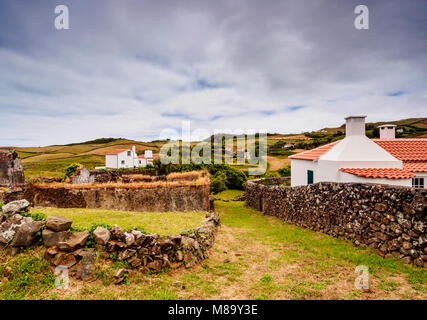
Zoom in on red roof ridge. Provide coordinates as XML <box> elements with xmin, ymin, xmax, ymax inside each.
<box><xmin>106</xmin><ymin>149</ymin><xmax>129</xmax><ymax>155</ymax></box>
<box><xmin>289</xmin><ymin>141</ymin><xmax>341</xmax><ymax>161</ymax></box>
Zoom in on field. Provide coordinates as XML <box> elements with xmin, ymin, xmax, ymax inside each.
<box><xmin>30</xmin><ymin>208</ymin><xmax>206</xmax><ymax>235</ymax></box>
<box><xmin>1</xmin><ymin>192</ymin><xmax>425</xmax><ymax>300</ymax></box>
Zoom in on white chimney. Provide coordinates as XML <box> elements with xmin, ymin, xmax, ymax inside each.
<box><xmin>345</xmin><ymin>115</ymin><xmax>367</xmax><ymax>136</ymax></box>
<box><xmin>378</xmin><ymin>125</ymin><xmax>396</xmax><ymax>139</ymax></box>
<box><xmin>145</xmin><ymin>150</ymin><xmax>153</xmax><ymax>158</ymax></box>
<box><xmin>132</xmin><ymin>145</ymin><xmax>136</xmax><ymax>153</ymax></box>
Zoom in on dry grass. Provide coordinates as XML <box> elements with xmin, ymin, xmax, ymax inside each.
<box><xmin>268</xmin><ymin>156</ymin><xmax>291</xmax><ymax>171</ymax></box>
<box><xmin>167</xmin><ymin>171</ymin><xmax>205</xmax><ymax>181</ymax></box>
<box><xmin>32</xmin><ymin>175</ymin><xmax>209</xmax><ymax>190</ymax></box>
<box><xmin>22</xmin><ymin>153</ymin><xmax>75</xmax><ymax>163</ymax></box>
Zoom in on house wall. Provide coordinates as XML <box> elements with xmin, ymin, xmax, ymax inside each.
<box><xmin>106</xmin><ymin>155</ymin><xmax>118</xmax><ymax>168</ymax></box>
<box><xmin>246</xmin><ymin>179</ymin><xmax>426</xmax><ymax>267</ymax></box>
<box><xmin>290</xmin><ymin>159</ymin><xmax>317</xmax><ymax>186</ymax></box>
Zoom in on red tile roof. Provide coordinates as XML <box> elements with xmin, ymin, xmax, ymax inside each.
<box><xmin>106</xmin><ymin>149</ymin><xmax>128</xmax><ymax>155</ymax></box>
<box><xmin>373</xmin><ymin>139</ymin><xmax>427</xmax><ymax>161</ymax></box>
<box><xmin>403</xmin><ymin>161</ymin><xmax>427</xmax><ymax>173</ymax></box>
<box><xmin>138</xmin><ymin>154</ymin><xmax>159</xmax><ymax>159</ymax></box>
<box><xmin>289</xmin><ymin>141</ymin><xmax>340</xmax><ymax>160</ymax></box>
<box><xmin>340</xmin><ymin>168</ymin><xmax>415</xmax><ymax>179</ymax></box>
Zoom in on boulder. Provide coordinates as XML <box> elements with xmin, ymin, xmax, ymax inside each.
<box><xmin>52</xmin><ymin>252</ymin><xmax>78</xmax><ymax>268</ymax></box>
<box><xmin>1</xmin><ymin>199</ymin><xmax>30</xmax><ymax>216</ymax></box>
<box><xmin>0</xmin><ymin>214</ymin><xmax>34</xmax><ymax>244</ymax></box>
<box><xmin>111</xmin><ymin>225</ymin><xmax>126</xmax><ymax>241</ymax></box>
<box><xmin>75</xmin><ymin>263</ymin><xmax>93</xmax><ymax>281</ymax></box>
<box><xmin>10</xmin><ymin>220</ymin><xmax>43</xmax><ymax>246</ymax></box>
<box><xmin>0</xmin><ymin>150</ymin><xmax>25</xmax><ymax>187</ymax></box>
<box><xmin>74</xmin><ymin>248</ymin><xmax>97</xmax><ymax>264</ymax></box>
<box><xmin>93</xmin><ymin>226</ymin><xmax>110</xmax><ymax>245</ymax></box>
<box><xmin>57</xmin><ymin>231</ymin><xmax>90</xmax><ymax>252</ymax></box>
<box><xmin>42</xmin><ymin>229</ymin><xmax>72</xmax><ymax>247</ymax></box>
<box><xmin>147</xmin><ymin>259</ymin><xmax>163</xmax><ymax>273</ymax></box>
<box><xmin>46</xmin><ymin>215</ymin><xmax>72</xmax><ymax>232</ymax></box>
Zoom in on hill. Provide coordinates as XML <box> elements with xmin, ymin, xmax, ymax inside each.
<box><xmin>1</xmin><ymin>117</ymin><xmax>425</xmax><ymax>178</ymax></box>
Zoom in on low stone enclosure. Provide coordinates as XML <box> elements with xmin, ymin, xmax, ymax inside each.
<box><xmin>0</xmin><ymin>199</ymin><xmax>220</xmax><ymax>282</ymax></box>
<box><xmin>0</xmin><ymin>171</ymin><xmax>211</xmax><ymax>212</ymax></box>
<box><xmin>246</xmin><ymin>178</ymin><xmax>426</xmax><ymax>267</ymax></box>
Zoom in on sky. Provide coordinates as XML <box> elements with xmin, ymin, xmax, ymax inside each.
<box><xmin>0</xmin><ymin>0</ymin><xmax>426</xmax><ymax>146</ymax></box>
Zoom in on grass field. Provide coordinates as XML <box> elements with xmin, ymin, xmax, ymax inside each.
<box><xmin>1</xmin><ymin>192</ymin><xmax>425</xmax><ymax>300</ymax></box>
<box><xmin>30</xmin><ymin>208</ymin><xmax>206</xmax><ymax>235</ymax></box>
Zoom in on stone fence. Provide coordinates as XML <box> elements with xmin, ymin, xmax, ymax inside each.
<box><xmin>0</xmin><ymin>199</ymin><xmax>220</xmax><ymax>282</ymax></box>
<box><xmin>1</xmin><ymin>183</ymin><xmax>211</xmax><ymax>212</ymax></box>
<box><xmin>246</xmin><ymin>178</ymin><xmax>426</xmax><ymax>267</ymax></box>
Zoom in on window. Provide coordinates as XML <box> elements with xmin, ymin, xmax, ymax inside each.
<box><xmin>412</xmin><ymin>177</ymin><xmax>424</xmax><ymax>188</ymax></box>
<box><xmin>127</xmin><ymin>151</ymin><xmax>131</xmax><ymax>157</ymax></box>
<box><xmin>307</xmin><ymin>170</ymin><xmax>313</xmax><ymax>185</ymax></box>
<box><xmin>121</xmin><ymin>160</ymin><xmax>125</xmax><ymax>165</ymax></box>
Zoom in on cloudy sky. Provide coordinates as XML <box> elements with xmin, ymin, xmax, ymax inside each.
<box><xmin>0</xmin><ymin>0</ymin><xmax>426</xmax><ymax>146</ymax></box>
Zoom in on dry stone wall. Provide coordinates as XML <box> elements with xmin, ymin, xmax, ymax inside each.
<box><xmin>246</xmin><ymin>179</ymin><xmax>426</xmax><ymax>267</ymax></box>
<box><xmin>1</xmin><ymin>200</ymin><xmax>220</xmax><ymax>281</ymax></box>
<box><xmin>1</xmin><ymin>184</ymin><xmax>211</xmax><ymax>212</ymax></box>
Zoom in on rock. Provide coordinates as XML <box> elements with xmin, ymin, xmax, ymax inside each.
<box><xmin>74</xmin><ymin>248</ymin><xmax>97</xmax><ymax>264</ymax></box>
<box><xmin>93</xmin><ymin>227</ymin><xmax>110</xmax><ymax>245</ymax></box>
<box><xmin>113</xmin><ymin>268</ymin><xmax>130</xmax><ymax>284</ymax></box>
<box><xmin>127</xmin><ymin>256</ymin><xmax>142</xmax><ymax>268</ymax></box>
<box><xmin>111</xmin><ymin>225</ymin><xmax>125</xmax><ymax>241</ymax></box>
<box><xmin>414</xmin><ymin>257</ymin><xmax>424</xmax><ymax>267</ymax></box>
<box><xmin>374</xmin><ymin>203</ymin><xmax>387</xmax><ymax>212</ymax></box>
<box><xmin>57</xmin><ymin>231</ymin><xmax>90</xmax><ymax>252</ymax></box>
<box><xmin>42</xmin><ymin>229</ymin><xmax>72</xmax><ymax>247</ymax></box>
<box><xmin>147</xmin><ymin>259</ymin><xmax>163</xmax><ymax>273</ymax></box>
<box><xmin>118</xmin><ymin>249</ymin><xmax>136</xmax><ymax>261</ymax></box>
<box><xmin>1</xmin><ymin>199</ymin><xmax>30</xmax><ymax>215</ymax></box>
<box><xmin>175</xmin><ymin>250</ymin><xmax>183</xmax><ymax>261</ymax></box>
<box><xmin>0</xmin><ymin>150</ymin><xmax>25</xmax><ymax>187</ymax></box>
<box><xmin>402</xmin><ymin>256</ymin><xmax>412</xmax><ymax>264</ymax></box>
<box><xmin>124</xmin><ymin>232</ymin><xmax>135</xmax><ymax>246</ymax></box>
<box><xmin>106</xmin><ymin>240</ymin><xmax>126</xmax><ymax>251</ymax></box>
<box><xmin>413</xmin><ymin>221</ymin><xmax>425</xmax><ymax>234</ymax></box>
<box><xmin>46</xmin><ymin>215</ymin><xmax>72</xmax><ymax>232</ymax></box>
<box><xmin>76</xmin><ymin>263</ymin><xmax>93</xmax><ymax>281</ymax></box>
<box><xmin>10</xmin><ymin>220</ymin><xmax>42</xmax><ymax>246</ymax></box>
<box><xmin>52</xmin><ymin>252</ymin><xmax>78</xmax><ymax>268</ymax></box>
<box><xmin>72</xmin><ymin>167</ymin><xmax>95</xmax><ymax>185</ymax></box>
<box><xmin>0</xmin><ymin>214</ymin><xmax>34</xmax><ymax>244</ymax></box>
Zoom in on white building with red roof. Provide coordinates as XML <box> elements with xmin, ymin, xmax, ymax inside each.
<box><xmin>104</xmin><ymin>146</ymin><xmax>157</xmax><ymax>169</ymax></box>
<box><xmin>289</xmin><ymin>116</ymin><xmax>427</xmax><ymax>188</ymax></box>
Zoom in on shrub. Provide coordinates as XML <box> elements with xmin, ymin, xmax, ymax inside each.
<box><xmin>0</xmin><ymin>202</ymin><xmax>3</xmax><ymax>211</ymax></box>
<box><xmin>278</xmin><ymin>166</ymin><xmax>291</xmax><ymax>177</ymax></box>
<box><xmin>210</xmin><ymin>172</ymin><xmax>227</xmax><ymax>194</ymax></box>
<box><xmin>63</xmin><ymin>163</ymin><xmax>82</xmax><ymax>180</ymax></box>
<box><xmin>20</xmin><ymin>211</ymin><xmax>47</xmax><ymax>221</ymax></box>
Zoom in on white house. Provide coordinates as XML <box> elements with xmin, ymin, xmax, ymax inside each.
<box><xmin>103</xmin><ymin>146</ymin><xmax>158</xmax><ymax>169</ymax></box>
<box><xmin>290</xmin><ymin>116</ymin><xmax>427</xmax><ymax>188</ymax></box>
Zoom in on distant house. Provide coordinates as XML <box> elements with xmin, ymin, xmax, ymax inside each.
<box><xmin>102</xmin><ymin>146</ymin><xmax>157</xmax><ymax>169</ymax></box>
<box><xmin>283</xmin><ymin>143</ymin><xmax>295</xmax><ymax>149</ymax></box>
<box><xmin>290</xmin><ymin>116</ymin><xmax>426</xmax><ymax>188</ymax></box>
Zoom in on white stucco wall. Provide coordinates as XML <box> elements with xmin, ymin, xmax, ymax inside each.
<box><xmin>106</xmin><ymin>155</ymin><xmax>118</xmax><ymax>168</ymax></box>
<box><xmin>291</xmin><ymin>159</ymin><xmax>318</xmax><ymax>186</ymax></box>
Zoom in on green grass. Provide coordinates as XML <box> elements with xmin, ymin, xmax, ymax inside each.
<box><xmin>1</xmin><ymin>194</ymin><xmax>425</xmax><ymax>300</ymax></box>
<box><xmin>214</xmin><ymin>189</ymin><xmax>245</xmax><ymax>200</ymax></box>
<box><xmin>31</xmin><ymin>208</ymin><xmax>206</xmax><ymax>235</ymax></box>
<box><xmin>23</xmin><ymin>155</ymin><xmax>105</xmax><ymax>178</ymax></box>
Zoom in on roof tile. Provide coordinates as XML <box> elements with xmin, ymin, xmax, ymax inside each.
<box><xmin>340</xmin><ymin>168</ymin><xmax>416</xmax><ymax>179</ymax></box>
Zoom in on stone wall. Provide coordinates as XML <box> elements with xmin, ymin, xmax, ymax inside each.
<box><xmin>0</xmin><ymin>150</ymin><xmax>25</xmax><ymax>187</ymax></box>
<box><xmin>246</xmin><ymin>179</ymin><xmax>426</xmax><ymax>267</ymax></box>
<box><xmin>1</xmin><ymin>201</ymin><xmax>220</xmax><ymax>280</ymax></box>
<box><xmin>2</xmin><ymin>184</ymin><xmax>211</xmax><ymax>212</ymax></box>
